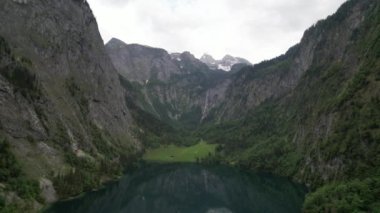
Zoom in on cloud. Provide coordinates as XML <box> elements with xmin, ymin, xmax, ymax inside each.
<box><xmin>87</xmin><ymin>0</ymin><xmax>346</xmax><ymax>63</ymax></box>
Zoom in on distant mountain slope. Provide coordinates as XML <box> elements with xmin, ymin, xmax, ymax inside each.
<box><xmin>106</xmin><ymin>39</ymin><xmax>230</xmax><ymax>128</ymax></box>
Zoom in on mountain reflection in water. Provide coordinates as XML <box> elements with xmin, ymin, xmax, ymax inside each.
<box><xmin>46</xmin><ymin>164</ymin><xmax>306</xmax><ymax>213</ymax></box>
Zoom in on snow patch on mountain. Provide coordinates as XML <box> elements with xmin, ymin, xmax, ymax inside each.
<box><xmin>200</xmin><ymin>54</ymin><xmax>251</xmax><ymax>72</ymax></box>
<box><xmin>218</xmin><ymin>64</ymin><xmax>232</xmax><ymax>71</ymax></box>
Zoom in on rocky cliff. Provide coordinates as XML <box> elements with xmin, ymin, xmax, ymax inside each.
<box><xmin>216</xmin><ymin>0</ymin><xmax>379</xmax><ymax>185</ymax></box>
<box><xmin>0</xmin><ymin>0</ymin><xmax>138</xmax><ymax>210</ymax></box>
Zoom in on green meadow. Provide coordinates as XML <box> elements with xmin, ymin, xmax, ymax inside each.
<box><xmin>142</xmin><ymin>141</ymin><xmax>217</xmax><ymax>163</ymax></box>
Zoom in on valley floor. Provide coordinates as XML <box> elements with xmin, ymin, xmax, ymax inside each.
<box><xmin>142</xmin><ymin>141</ymin><xmax>217</xmax><ymax>163</ymax></box>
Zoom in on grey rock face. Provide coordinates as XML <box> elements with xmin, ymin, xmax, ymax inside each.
<box><xmin>1</xmin><ymin>0</ymin><xmax>134</xmax><ymax>137</ymax></box>
<box><xmin>0</xmin><ymin>0</ymin><xmax>138</xmax><ymax>200</ymax></box>
<box><xmin>106</xmin><ymin>38</ymin><xmax>181</xmax><ymax>84</ymax></box>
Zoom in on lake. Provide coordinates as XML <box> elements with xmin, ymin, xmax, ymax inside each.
<box><xmin>46</xmin><ymin>164</ymin><xmax>306</xmax><ymax>213</ymax></box>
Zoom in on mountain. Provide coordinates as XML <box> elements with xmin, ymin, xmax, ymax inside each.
<box><xmin>106</xmin><ymin>39</ymin><xmax>276</xmax><ymax>126</ymax></box>
<box><xmin>106</xmin><ymin>39</ymin><xmax>230</xmax><ymax>128</ymax></box>
<box><xmin>199</xmin><ymin>54</ymin><xmax>217</xmax><ymax>68</ymax></box>
<box><xmin>0</xmin><ymin>0</ymin><xmax>139</xmax><ymax>211</ymax></box>
<box><xmin>200</xmin><ymin>54</ymin><xmax>251</xmax><ymax>71</ymax></box>
<box><xmin>209</xmin><ymin>0</ymin><xmax>380</xmax><ymax>183</ymax></box>
<box><xmin>1</xmin><ymin>0</ymin><xmax>379</xmax><ymax>212</ymax></box>
<box><xmin>198</xmin><ymin>0</ymin><xmax>380</xmax><ymax>211</ymax></box>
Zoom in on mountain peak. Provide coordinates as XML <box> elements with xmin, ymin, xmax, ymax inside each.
<box><xmin>200</xmin><ymin>53</ymin><xmax>216</xmax><ymax>61</ymax></box>
<box><xmin>200</xmin><ymin>54</ymin><xmax>216</xmax><ymax>64</ymax></box>
<box><xmin>222</xmin><ymin>54</ymin><xmax>235</xmax><ymax>61</ymax></box>
<box><xmin>105</xmin><ymin>37</ymin><xmax>128</xmax><ymax>49</ymax></box>
<box><xmin>200</xmin><ymin>53</ymin><xmax>251</xmax><ymax>71</ymax></box>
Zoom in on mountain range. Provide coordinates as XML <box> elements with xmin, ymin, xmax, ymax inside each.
<box><xmin>0</xmin><ymin>0</ymin><xmax>379</xmax><ymax>212</ymax></box>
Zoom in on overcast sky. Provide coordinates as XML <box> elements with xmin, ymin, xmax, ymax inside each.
<box><xmin>87</xmin><ymin>0</ymin><xmax>346</xmax><ymax>63</ymax></box>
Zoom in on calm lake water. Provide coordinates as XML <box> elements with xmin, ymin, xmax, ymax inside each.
<box><xmin>46</xmin><ymin>164</ymin><xmax>306</xmax><ymax>213</ymax></box>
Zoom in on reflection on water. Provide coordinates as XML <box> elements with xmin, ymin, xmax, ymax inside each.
<box><xmin>46</xmin><ymin>164</ymin><xmax>306</xmax><ymax>213</ymax></box>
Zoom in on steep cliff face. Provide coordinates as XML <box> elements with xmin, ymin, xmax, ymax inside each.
<box><xmin>0</xmin><ymin>0</ymin><xmax>133</xmax><ymax>138</ymax></box>
<box><xmin>201</xmin><ymin>0</ymin><xmax>379</xmax><ymax>199</ymax></box>
<box><xmin>187</xmin><ymin>0</ymin><xmax>377</xmax><ymax>124</ymax></box>
<box><xmin>284</xmin><ymin>0</ymin><xmax>376</xmax><ymax>183</ymax></box>
<box><xmin>239</xmin><ymin>0</ymin><xmax>377</xmax><ymax>184</ymax></box>
<box><xmin>193</xmin><ymin>1</ymin><xmax>380</xmax><ymax>211</ymax></box>
<box><xmin>0</xmin><ymin>0</ymin><xmax>138</xmax><ymax>209</ymax></box>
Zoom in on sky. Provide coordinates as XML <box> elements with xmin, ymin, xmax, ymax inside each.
<box><xmin>87</xmin><ymin>0</ymin><xmax>346</xmax><ymax>64</ymax></box>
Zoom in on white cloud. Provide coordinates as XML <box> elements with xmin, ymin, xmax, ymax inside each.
<box><xmin>88</xmin><ymin>0</ymin><xmax>346</xmax><ymax>63</ymax></box>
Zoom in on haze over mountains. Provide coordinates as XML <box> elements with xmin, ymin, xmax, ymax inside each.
<box><xmin>0</xmin><ymin>0</ymin><xmax>379</xmax><ymax>212</ymax></box>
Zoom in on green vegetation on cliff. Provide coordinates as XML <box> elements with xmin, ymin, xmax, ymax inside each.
<box><xmin>198</xmin><ymin>0</ymin><xmax>380</xmax><ymax>210</ymax></box>
<box><xmin>51</xmin><ymin>122</ymin><xmax>136</xmax><ymax>198</ymax></box>
<box><xmin>0</xmin><ymin>138</ymin><xmax>41</xmax><ymax>212</ymax></box>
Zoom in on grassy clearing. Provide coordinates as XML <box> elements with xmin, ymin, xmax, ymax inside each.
<box><xmin>142</xmin><ymin>141</ymin><xmax>217</xmax><ymax>163</ymax></box>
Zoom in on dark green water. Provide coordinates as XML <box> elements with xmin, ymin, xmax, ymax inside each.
<box><xmin>46</xmin><ymin>164</ymin><xmax>306</xmax><ymax>213</ymax></box>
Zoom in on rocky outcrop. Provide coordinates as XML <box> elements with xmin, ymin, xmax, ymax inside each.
<box><xmin>39</xmin><ymin>178</ymin><xmax>57</xmax><ymax>203</ymax></box>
